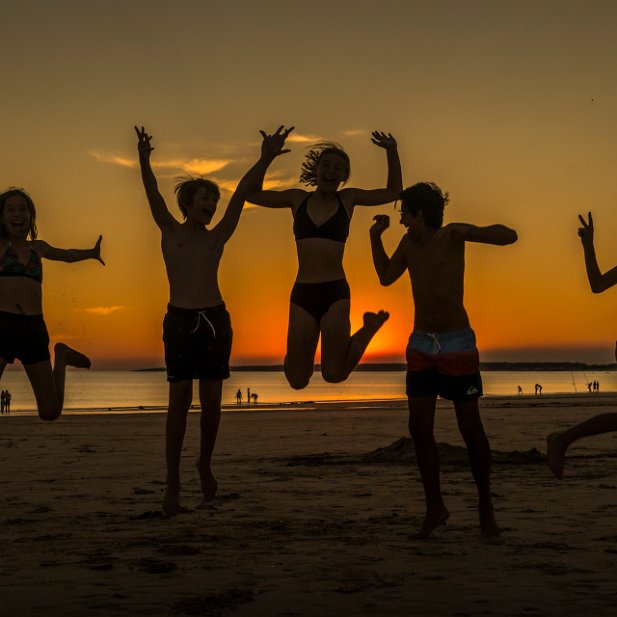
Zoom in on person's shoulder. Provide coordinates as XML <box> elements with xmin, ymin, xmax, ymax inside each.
<box><xmin>30</xmin><ymin>239</ymin><xmax>50</xmax><ymax>255</ymax></box>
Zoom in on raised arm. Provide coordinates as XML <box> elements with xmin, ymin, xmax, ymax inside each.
<box><xmin>578</xmin><ymin>212</ymin><xmax>617</xmax><ymax>293</ymax></box>
<box><xmin>214</xmin><ymin>126</ymin><xmax>294</xmax><ymax>242</ymax></box>
<box><xmin>34</xmin><ymin>236</ymin><xmax>105</xmax><ymax>265</ymax></box>
<box><xmin>435</xmin><ymin>223</ymin><xmax>518</xmax><ymax>246</ymax></box>
<box><xmin>343</xmin><ymin>131</ymin><xmax>403</xmax><ymax>207</ymax></box>
<box><xmin>369</xmin><ymin>215</ymin><xmax>407</xmax><ymax>286</ymax></box>
<box><xmin>134</xmin><ymin>126</ymin><xmax>175</xmax><ymax>230</ymax></box>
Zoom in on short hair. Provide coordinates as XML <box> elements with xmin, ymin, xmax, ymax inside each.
<box><xmin>399</xmin><ymin>182</ymin><xmax>449</xmax><ymax>229</ymax></box>
<box><xmin>0</xmin><ymin>187</ymin><xmax>38</xmax><ymax>239</ymax></box>
<box><xmin>299</xmin><ymin>142</ymin><xmax>351</xmax><ymax>187</ymax></box>
<box><xmin>173</xmin><ymin>177</ymin><xmax>220</xmax><ymax>219</ymax></box>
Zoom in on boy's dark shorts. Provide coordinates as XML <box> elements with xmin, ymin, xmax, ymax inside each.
<box><xmin>406</xmin><ymin>327</ymin><xmax>483</xmax><ymax>401</ymax></box>
<box><xmin>163</xmin><ymin>304</ymin><xmax>233</xmax><ymax>383</ymax></box>
<box><xmin>0</xmin><ymin>310</ymin><xmax>51</xmax><ymax>365</ymax></box>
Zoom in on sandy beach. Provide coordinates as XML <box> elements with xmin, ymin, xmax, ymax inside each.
<box><xmin>1</xmin><ymin>394</ymin><xmax>617</xmax><ymax>616</ymax></box>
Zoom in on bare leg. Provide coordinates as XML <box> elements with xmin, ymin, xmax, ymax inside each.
<box><xmin>0</xmin><ymin>359</ymin><xmax>7</xmax><ymax>414</ymax></box>
<box><xmin>547</xmin><ymin>412</ymin><xmax>617</xmax><ymax>480</ymax></box>
<box><xmin>196</xmin><ymin>379</ymin><xmax>222</xmax><ymax>502</ymax></box>
<box><xmin>164</xmin><ymin>380</ymin><xmax>192</xmax><ymax>516</ymax></box>
<box><xmin>23</xmin><ymin>343</ymin><xmax>91</xmax><ymax>421</ymax></box>
<box><xmin>320</xmin><ymin>300</ymin><xmax>389</xmax><ymax>383</ymax></box>
<box><xmin>408</xmin><ymin>395</ymin><xmax>450</xmax><ymax>538</ymax></box>
<box><xmin>454</xmin><ymin>399</ymin><xmax>499</xmax><ymax>537</ymax></box>
<box><xmin>284</xmin><ymin>303</ymin><xmax>321</xmax><ymax>390</ymax></box>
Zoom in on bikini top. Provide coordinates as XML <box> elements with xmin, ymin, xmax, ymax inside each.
<box><xmin>293</xmin><ymin>193</ymin><xmax>350</xmax><ymax>243</ymax></box>
<box><xmin>0</xmin><ymin>242</ymin><xmax>43</xmax><ymax>282</ymax></box>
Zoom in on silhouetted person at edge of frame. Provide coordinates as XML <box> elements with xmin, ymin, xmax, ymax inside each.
<box><xmin>547</xmin><ymin>212</ymin><xmax>617</xmax><ymax>480</ymax></box>
<box><xmin>136</xmin><ymin>124</ymin><xmax>293</xmax><ymax>516</ymax></box>
<box><xmin>247</xmin><ymin>131</ymin><xmax>401</xmax><ymax>389</ymax></box>
<box><xmin>0</xmin><ymin>188</ymin><xmax>103</xmax><ymax>421</ymax></box>
<box><xmin>369</xmin><ymin>182</ymin><xmax>518</xmax><ymax>538</ymax></box>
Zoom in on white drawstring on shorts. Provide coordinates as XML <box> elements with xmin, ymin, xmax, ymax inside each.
<box><xmin>426</xmin><ymin>332</ymin><xmax>441</xmax><ymax>354</ymax></box>
<box><xmin>190</xmin><ymin>311</ymin><xmax>216</xmax><ymax>338</ymax></box>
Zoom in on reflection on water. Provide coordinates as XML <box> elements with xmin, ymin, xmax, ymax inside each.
<box><xmin>0</xmin><ymin>369</ymin><xmax>614</xmax><ymax>413</ymax></box>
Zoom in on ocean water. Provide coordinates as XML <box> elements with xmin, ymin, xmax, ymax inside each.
<box><xmin>0</xmin><ymin>369</ymin><xmax>615</xmax><ymax>413</ymax></box>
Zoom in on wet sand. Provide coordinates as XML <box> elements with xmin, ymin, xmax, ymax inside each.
<box><xmin>1</xmin><ymin>394</ymin><xmax>617</xmax><ymax>616</ymax></box>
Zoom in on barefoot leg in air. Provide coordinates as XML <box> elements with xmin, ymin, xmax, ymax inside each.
<box><xmin>164</xmin><ymin>380</ymin><xmax>192</xmax><ymax>516</ymax></box>
<box><xmin>320</xmin><ymin>300</ymin><xmax>389</xmax><ymax>383</ymax></box>
<box><xmin>196</xmin><ymin>378</ymin><xmax>223</xmax><ymax>502</ymax></box>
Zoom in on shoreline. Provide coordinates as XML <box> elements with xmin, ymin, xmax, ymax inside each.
<box><xmin>2</xmin><ymin>391</ymin><xmax>615</xmax><ymax>417</ymax></box>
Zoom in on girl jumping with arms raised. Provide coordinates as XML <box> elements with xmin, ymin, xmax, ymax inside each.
<box><xmin>248</xmin><ymin>132</ymin><xmax>401</xmax><ymax>389</ymax></box>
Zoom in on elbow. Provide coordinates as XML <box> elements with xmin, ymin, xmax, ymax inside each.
<box><xmin>506</xmin><ymin>230</ymin><xmax>518</xmax><ymax>245</ymax></box>
<box><xmin>590</xmin><ymin>282</ymin><xmax>606</xmax><ymax>294</ymax></box>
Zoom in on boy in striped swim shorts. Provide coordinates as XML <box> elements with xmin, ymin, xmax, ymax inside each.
<box><xmin>370</xmin><ymin>182</ymin><xmax>517</xmax><ymax>538</ymax></box>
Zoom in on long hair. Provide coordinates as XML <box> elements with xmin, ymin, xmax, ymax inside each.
<box><xmin>0</xmin><ymin>187</ymin><xmax>38</xmax><ymax>239</ymax></box>
<box><xmin>299</xmin><ymin>142</ymin><xmax>351</xmax><ymax>187</ymax></box>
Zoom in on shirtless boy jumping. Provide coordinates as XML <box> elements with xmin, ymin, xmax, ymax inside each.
<box><xmin>136</xmin><ymin>125</ymin><xmax>293</xmax><ymax>515</ymax></box>
<box><xmin>369</xmin><ymin>182</ymin><xmax>517</xmax><ymax>537</ymax></box>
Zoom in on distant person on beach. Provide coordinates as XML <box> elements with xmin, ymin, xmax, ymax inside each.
<box><xmin>370</xmin><ymin>182</ymin><xmax>517</xmax><ymax>538</ymax></box>
<box><xmin>547</xmin><ymin>212</ymin><xmax>617</xmax><ymax>480</ymax></box>
<box><xmin>535</xmin><ymin>383</ymin><xmax>542</xmax><ymax>396</ymax></box>
<box><xmin>518</xmin><ymin>385</ymin><xmax>523</xmax><ymax>396</ymax></box>
<box><xmin>1</xmin><ymin>389</ymin><xmax>5</xmax><ymax>413</ymax></box>
<box><xmin>0</xmin><ymin>188</ymin><xmax>103</xmax><ymax>421</ymax></box>
<box><xmin>251</xmin><ymin>392</ymin><xmax>258</xmax><ymax>405</ymax></box>
<box><xmin>136</xmin><ymin>124</ymin><xmax>292</xmax><ymax>516</ymax></box>
<box><xmin>247</xmin><ymin>387</ymin><xmax>251</xmax><ymax>405</ymax></box>
<box><xmin>4</xmin><ymin>389</ymin><xmax>10</xmax><ymax>413</ymax></box>
<box><xmin>248</xmin><ymin>132</ymin><xmax>401</xmax><ymax>389</ymax></box>
<box><xmin>235</xmin><ymin>389</ymin><xmax>242</xmax><ymax>405</ymax></box>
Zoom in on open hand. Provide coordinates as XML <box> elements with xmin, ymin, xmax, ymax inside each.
<box><xmin>134</xmin><ymin>126</ymin><xmax>154</xmax><ymax>157</ymax></box>
<box><xmin>371</xmin><ymin>131</ymin><xmax>397</xmax><ymax>150</ymax></box>
<box><xmin>93</xmin><ymin>235</ymin><xmax>105</xmax><ymax>266</ymax></box>
<box><xmin>578</xmin><ymin>212</ymin><xmax>594</xmax><ymax>244</ymax></box>
<box><xmin>260</xmin><ymin>125</ymin><xmax>294</xmax><ymax>158</ymax></box>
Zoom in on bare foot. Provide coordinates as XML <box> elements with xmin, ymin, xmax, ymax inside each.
<box><xmin>411</xmin><ymin>507</ymin><xmax>450</xmax><ymax>539</ymax></box>
<box><xmin>196</xmin><ymin>459</ymin><xmax>218</xmax><ymax>502</ymax></box>
<box><xmin>363</xmin><ymin>310</ymin><xmax>389</xmax><ymax>333</ymax></box>
<box><xmin>546</xmin><ymin>432</ymin><xmax>566</xmax><ymax>480</ymax></box>
<box><xmin>54</xmin><ymin>343</ymin><xmax>91</xmax><ymax>369</ymax></box>
<box><xmin>162</xmin><ymin>479</ymin><xmax>180</xmax><ymax>517</ymax></box>
<box><xmin>479</xmin><ymin>507</ymin><xmax>500</xmax><ymax>538</ymax></box>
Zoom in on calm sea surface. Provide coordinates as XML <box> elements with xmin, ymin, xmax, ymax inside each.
<box><xmin>0</xmin><ymin>369</ymin><xmax>615</xmax><ymax>413</ymax></box>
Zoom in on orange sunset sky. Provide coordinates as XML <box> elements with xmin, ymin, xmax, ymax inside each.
<box><xmin>2</xmin><ymin>0</ymin><xmax>617</xmax><ymax>369</ymax></box>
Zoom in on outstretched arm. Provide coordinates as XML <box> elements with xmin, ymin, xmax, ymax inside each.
<box><xmin>35</xmin><ymin>236</ymin><xmax>105</xmax><ymax>265</ymax></box>
<box><xmin>578</xmin><ymin>212</ymin><xmax>617</xmax><ymax>293</ymax></box>
<box><xmin>215</xmin><ymin>126</ymin><xmax>294</xmax><ymax>242</ymax></box>
<box><xmin>435</xmin><ymin>223</ymin><xmax>518</xmax><ymax>246</ymax></box>
<box><xmin>134</xmin><ymin>126</ymin><xmax>175</xmax><ymax>230</ymax></box>
<box><xmin>369</xmin><ymin>215</ymin><xmax>407</xmax><ymax>285</ymax></box>
<box><xmin>344</xmin><ymin>132</ymin><xmax>403</xmax><ymax>207</ymax></box>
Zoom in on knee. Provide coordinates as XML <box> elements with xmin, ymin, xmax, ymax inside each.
<box><xmin>408</xmin><ymin>419</ymin><xmax>431</xmax><ymax>441</ymax></box>
<box><xmin>322</xmin><ymin>370</ymin><xmax>345</xmax><ymax>384</ymax></box>
<box><xmin>320</xmin><ymin>362</ymin><xmax>347</xmax><ymax>384</ymax></box>
<box><xmin>284</xmin><ymin>361</ymin><xmax>312</xmax><ymax>390</ymax></box>
<box><xmin>287</xmin><ymin>374</ymin><xmax>311</xmax><ymax>390</ymax></box>
<box><xmin>39</xmin><ymin>405</ymin><xmax>61</xmax><ymax>422</ymax></box>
